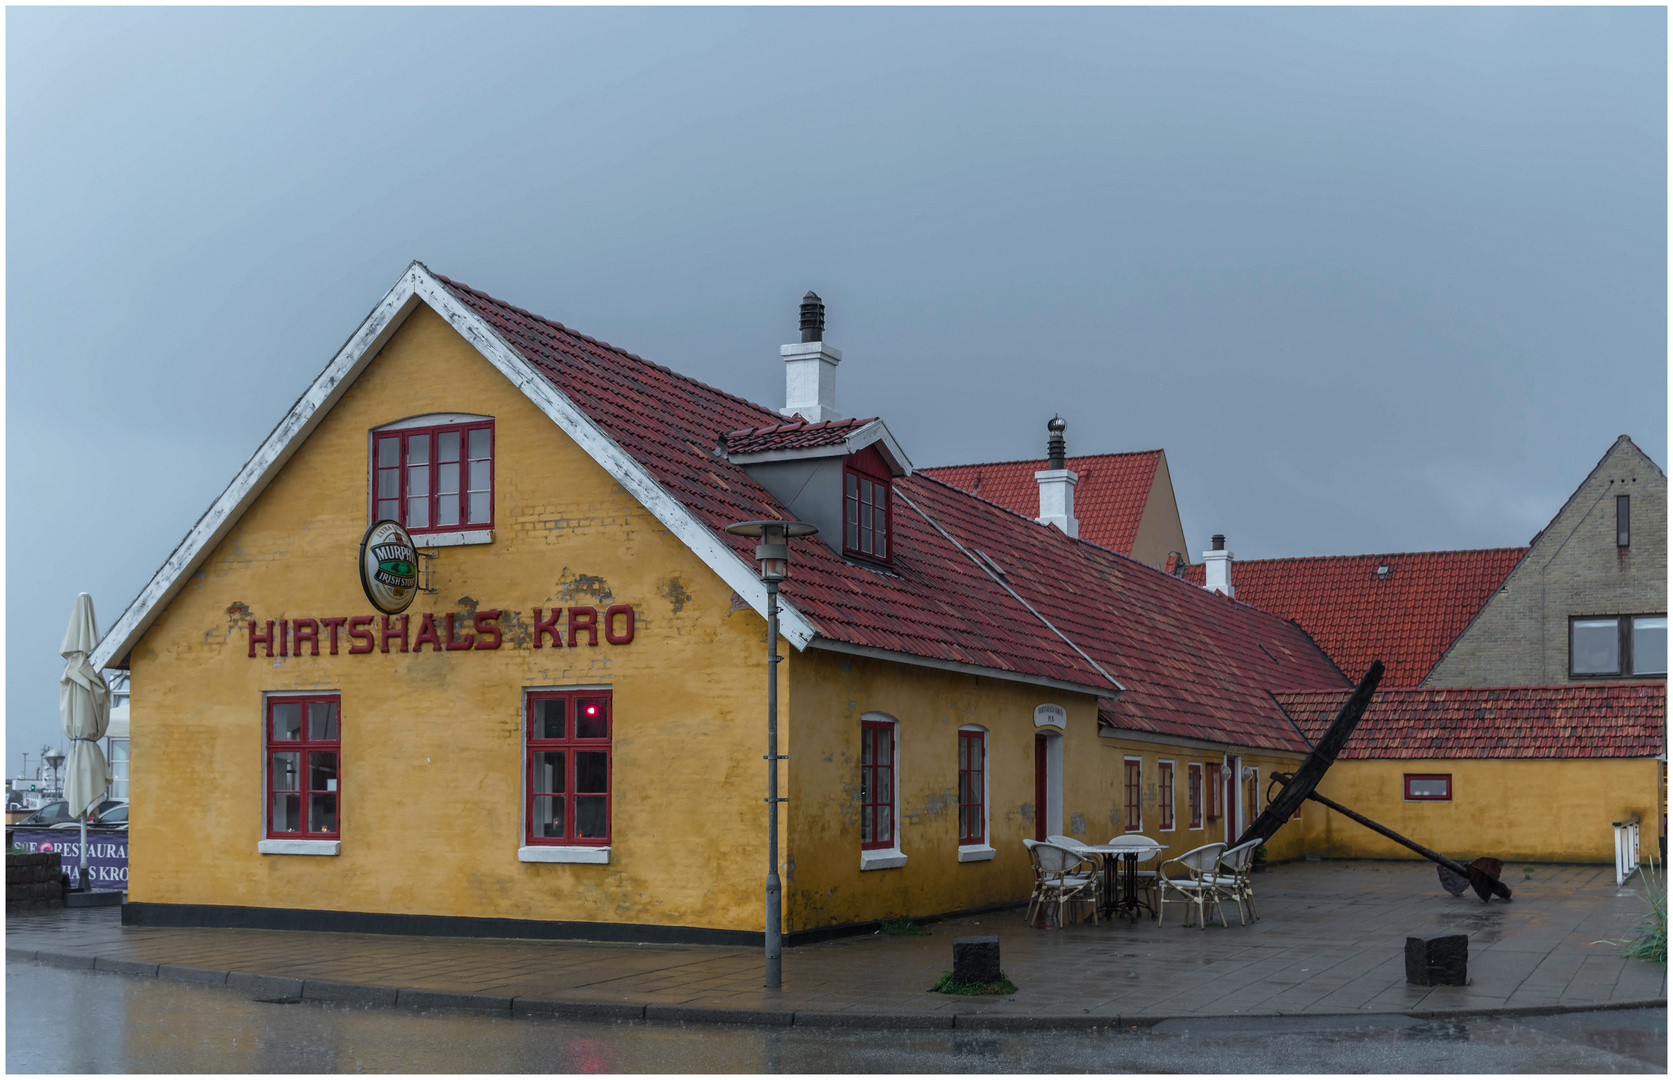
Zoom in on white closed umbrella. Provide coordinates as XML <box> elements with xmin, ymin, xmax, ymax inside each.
<box><xmin>60</xmin><ymin>593</ymin><xmax>111</xmax><ymax>891</ymax></box>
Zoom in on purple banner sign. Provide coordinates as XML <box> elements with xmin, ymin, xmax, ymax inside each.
<box><xmin>8</xmin><ymin>830</ymin><xmax>127</xmax><ymax>889</ymax></box>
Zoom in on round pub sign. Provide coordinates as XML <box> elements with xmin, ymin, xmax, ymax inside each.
<box><xmin>359</xmin><ymin>520</ymin><xmax>419</xmax><ymax>614</ymax></box>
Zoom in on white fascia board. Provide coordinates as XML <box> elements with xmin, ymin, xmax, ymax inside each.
<box><xmin>844</xmin><ymin>420</ymin><xmax>914</xmax><ymax>477</ymax></box>
<box><xmin>92</xmin><ymin>262</ymin><xmax>820</xmax><ymax>671</ymax></box>
<box><xmin>723</xmin><ymin>419</ymin><xmax>914</xmax><ymax>478</ymax></box>
<box><xmin>808</xmin><ymin>637</ymin><xmax>1115</xmax><ymax>698</ymax></box>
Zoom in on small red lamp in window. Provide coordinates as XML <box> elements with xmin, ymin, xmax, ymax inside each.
<box><xmin>725</xmin><ymin>518</ymin><xmax>817</xmax><ymax>990</ymax></box>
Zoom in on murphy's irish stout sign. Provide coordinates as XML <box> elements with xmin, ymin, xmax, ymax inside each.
<box><xmin>359</xmin><ymin>520</ymin><xmax>420</xmax><ymax>614</ymax></box>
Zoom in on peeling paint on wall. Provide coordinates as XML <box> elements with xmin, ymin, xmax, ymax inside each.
<box><xmin>1069</xmin><ymin>813</ymin><xmax>1087</xmax><ymax>837</ymax></box>
<box><xmin>554</xmin><ymin>568</ymin><xmax>613</xmax><ymax>605</ymax></box>
<box><xmin>658</xmin><ymin>576</ymin><xmax>692</xmax><ymax>615</ymax></box>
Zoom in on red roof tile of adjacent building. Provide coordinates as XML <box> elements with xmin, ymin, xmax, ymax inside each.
<box><xmin>722</xmin><ymin>417</ymin><xmax>879</xmax><ymax>455</ymax></box>
<box><xmin>1181</xmin><ymin>548</ymin><xmax>1528</xmax><ymax>686</ymax></box>
<box><xmin>437</xmin><ymin>273</ymin><xmax>1348</xmax><ymax>750</ymax></box>
<box><xmin>920</xmin><ymin>451</ymin><xmax>1164</xmax><ymax>555</ymax></box>
<box><xmin>1275</xmin><ymin>684</ymin><xmax>1666</xmax><ymax>759</ymax></box>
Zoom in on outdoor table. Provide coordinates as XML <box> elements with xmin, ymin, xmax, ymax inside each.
<box><xmin>1083</xmin><ymin>843</ymin><xmax>1165</xmax><ymax>921</ymax></box>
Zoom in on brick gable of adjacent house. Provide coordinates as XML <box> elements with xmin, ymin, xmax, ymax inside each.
<box><xmin>1423</xmin><ymin>436</ymin><xmax>1667</xmax><ymax>687</ymax></box>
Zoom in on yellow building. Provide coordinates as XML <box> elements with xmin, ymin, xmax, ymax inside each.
<box><xmin>89</xmin><ymin>264</ymin><xmax>1442</xmax><ymax>944</ymax></box>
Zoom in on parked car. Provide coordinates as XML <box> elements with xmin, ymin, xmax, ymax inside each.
<box><xmin>26</xmin><ymin>799</ymin><xmax>124</xmax><ymax>829</ymax></box>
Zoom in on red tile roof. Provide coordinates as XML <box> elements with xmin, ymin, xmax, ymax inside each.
<box><xmin>1275</xmin><ymin>684</ymin><xmax>1666</xmax><ymax>759</ymax></box>
<box><xmin>1181</xmin><ymin>548</ymin><xmax>1527</xmax><ymax>686</ymax></box>
<box><xmin>437</xmin><ymin>273</ymin><xmax>1348</xmax><ymax>750</ymax></box>
<box><xmin>722</xmin><ymin>417</ymin><xmax>878</xmax><ymax>455</ymax></box>
<box><xmin>920</xmin><ymin>451</ymin><xmax>1164</xmax><ymax>555</ymax></box>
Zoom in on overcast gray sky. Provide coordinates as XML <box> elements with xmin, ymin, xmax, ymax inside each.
<box><xmin>7</xmin><ymin>7</ymin><xmax>1665</xmax><ymax>763</ymax></box>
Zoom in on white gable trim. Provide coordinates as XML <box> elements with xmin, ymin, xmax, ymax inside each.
<box><xmin>724</xmin><ymin>418</ymin><xmax>914</xmax><ymax>477</ymax></box>
<box><xmin>92</xmin><ymin>262</ymin><xmax>819</xmax><ymax>670</ymax></box>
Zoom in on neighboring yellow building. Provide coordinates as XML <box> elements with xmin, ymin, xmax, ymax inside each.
<box><xmin>1278</xmin><ymin>686</ymin><xmax>1666</xmax><ymax>865</ymax></box>
<box><xmin>91</xmin><ymin>264</ymin><xmax>1346</xmax><ymax>943</ymax></box>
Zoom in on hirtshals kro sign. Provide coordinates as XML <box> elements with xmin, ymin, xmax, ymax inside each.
<box><xmin>359</xmin><ymin>520</ymin><xmax>420</xmax><ymax>614</ymax></box>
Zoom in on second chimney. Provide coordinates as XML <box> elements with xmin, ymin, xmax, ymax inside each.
<box><xmin>780</xmin><ymin>291</ymin><xmax>844</xmax><ymax>422</ymax></box>
<box><xmin>1034</xmin><ymin>415</ymin><xmax>1079</xmax><ymax>538</ymax></box>
<box><xmin>1202</xmin><ymin>533</ymin><xmax>1234</xmax><ymax>597</ymax></box>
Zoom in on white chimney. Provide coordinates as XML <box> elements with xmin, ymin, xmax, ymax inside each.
<box><xmin>780</xmin><ymin>291</ymin><xmax>843</xmax><ymax>422</ymax></box>
<box><xmin>1202</xmin><ymin>534</ymin><xmax>1234</xmax><ymax>597</ymax></box>
<box><xmin>1035</xmin><ymin>415</ymin><xmax>1079</xmax><ymax>538</ymax></box>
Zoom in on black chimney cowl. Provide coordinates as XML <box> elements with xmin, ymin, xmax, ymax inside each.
<box><xmin>800</xmin><ymin>292</ymin><xmax>825</xmax><ymax>343</ymax></box>
<box><xmin>1211</xmin><ymin>534</ymin><xmax>1226</xmax><ymax>551</ymax></box>
<box><xmin>1046</xmin><ymin>415</ymin><xmax>1067</xmax><ymax>470</ymax></box>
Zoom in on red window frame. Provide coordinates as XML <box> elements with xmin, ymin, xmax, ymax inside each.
<box><xmin>844</xmin><ymin>464</ymin><xmax>892</xmax><ymax>563</ymax></box>
<box><xmin>958</xmin><ymin>730</ymin><xmax>985</xmax><ymax>845</ymax></box>
<box><xmin>1187</xmin><ymin>763</ymin><xmax>1203</xmax><ymax>829</ymax></box>
<box><xmin>265</xmin><ymin>694</ymin><xmax>341</xmax><ymax>840</ymax></box>
<box><xmin>1124</xmin><ymin>758</ymin><xmax>1142</xmax><ymax>833</ymax></box>
<box><xmin>373</xmin><ymin>421</ymin><xmax>495</xmax><ymax>535</ymax></box>
<box><xmin>1157</xmin><ymin>761</ymin><xmax>1175</xmax><ymax>831</ymax></box>
<box><xmin>525</xmin><ymin>690</ymin><xmax>613</xmax><ymax>846</ymax></box>
<box><xmin>1205</xmin><ymin>763</ymin><xmax>1221</xmax><ymax>819</ymax></box>
<box><xmin>1403</xmin><ymin>774</ymin><xmax>1452</xmax><ymax>802</ymax></box>
<box><xmin>860</xmin><ymin>720</ymin><xmax>896</xmax><ymax>850</ymax></box>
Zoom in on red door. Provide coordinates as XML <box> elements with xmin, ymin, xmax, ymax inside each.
<box><xmin>1034</xmin><ymin>734</ymin><xmax>1048</xmax><ymax>842</ymax></box>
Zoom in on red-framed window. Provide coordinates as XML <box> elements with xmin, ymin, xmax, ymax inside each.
<box><xmin>844</xmin><ymin>465</ymin><xmax>891</xmax><ymax>563</ymax></box>
<box><xmin>1187</xmin><ymin>763</ymin><xmax>1203</xmax><ymax>829</ymax></box>
<box><xmin>1124</xmin><ymin>757</ymin><xmax>1142</xmax><ymax>833</ymax></box>
<box><xmin>958</xmin><ymin>729</ymin><xmax>985</xmax><ymax>845</ymax></box>
<box><xmin>860</xmin><ymin>720</ymin><xmax>895</xmax><ymax>849</ymax></box>
<box><xmin>1157</xmin><ymin>761</ymin><xmax>1175</xmax><ymax>831</ymax></box>
<box><xmin>1404</xmin><ymin>774</ymin><xmax>1451</xmax><ymax>802</ymax></box>
<box><xmin>373</xmin><ymin>421</ymin><xmax>494</xmax><ymax>534</ymax></box>
<box><xmin>526</xmin><ymin>690</ymin><xmax>612</xmax><ymax>846</ymax></box>
<box><xmin>266</xmin><ymin>695</ymin><xmax>340</xmax><ymax>839</ymax></box>
<box><xmin>1205</xmin><ymin>763</ymin><xmax>1221</xmax><ymax>819</ymax></box>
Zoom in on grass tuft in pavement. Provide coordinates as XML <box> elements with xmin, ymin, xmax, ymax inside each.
<box><xmin>929</xmin><ymin>970</ymin><xmax>1019</xmax><ymax>995</ymax></box>
<box><xmin>877</xmin><ymin>916</ymin><xmax>928</xmax><ymax>936</ymax></box>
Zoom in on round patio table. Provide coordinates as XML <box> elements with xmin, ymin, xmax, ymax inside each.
<box><xmin>1082</xmin><ymin>843</ymin><xmax>1165</xmax><ymax>921</ymax></box>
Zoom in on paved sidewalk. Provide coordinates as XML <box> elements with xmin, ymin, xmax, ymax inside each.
<box><xmin>7</xmin><ymin>861</ymin><xmax>1664</xmax><ymax>1029</ymax></box>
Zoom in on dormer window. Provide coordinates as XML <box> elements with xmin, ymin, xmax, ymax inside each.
<box><xmin>844</xmin><ymin>447</ymin><xmax>893</xmax><ymax>562</ymax></box>
<box><xmin>371</xmin><ymin>415</ymin><xmax>494</xmax><ymax>539</ymax></box>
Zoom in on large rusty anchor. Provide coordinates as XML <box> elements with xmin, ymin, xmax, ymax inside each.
<box><xmin>1235</xmin><ymin>660</ymin><xmax>1512</xmax><ymax>903</ymax></box>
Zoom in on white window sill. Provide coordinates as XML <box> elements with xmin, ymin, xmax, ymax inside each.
<box><xmin>860</xmin><ymin>848</ymin><xmax>907</xmax><ymax>871</ymax></box>
<box><xmin>258</xmin><ymin>839</ymin><xmax>340</xmax><ymax>856</ymax></box>
<box><xmin>413</xmin><ymin>529</ymin><xmax>494</xmax><ymax>549</ymax></box>
<box><xmin>957</xmin><ymin>844</ymin><xmax>997</xmax><ymax>863</ymax></box>
<box><xmin>519</xmin><ymin>845</ymin><xmax>610</xmax><ymax>864</ymax></box>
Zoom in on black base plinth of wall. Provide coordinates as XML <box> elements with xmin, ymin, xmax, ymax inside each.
<box><xmin>1405</xmin><ymin>933</ymin><xmax>1468</xmax><ymax>986</ymax></box>
<box><xmin>953</xmin><ymin>935</ymin><xmax>1001</xmax><ymax>983</ymax></box>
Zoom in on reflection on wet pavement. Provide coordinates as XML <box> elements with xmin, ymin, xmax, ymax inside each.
<box><xmin>7</xmin><ymin>961</ymin><xmax>1664</xmax><ymax>1073</ymax></box>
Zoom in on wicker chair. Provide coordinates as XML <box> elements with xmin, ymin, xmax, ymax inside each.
<box><xmin>1211</xmin><ymin>840</ymin><xmax>1261</xmax><ymax>925</ymax></box>
<box><xmin>1156</xmin><ymin>842</ymin><xmax>1227</xmax><ymax>928</ymax></box>
<box><xmin>1026</xmin><ymin>841</ymin><xmax>1101</xmax><ymax>928</ymax></box>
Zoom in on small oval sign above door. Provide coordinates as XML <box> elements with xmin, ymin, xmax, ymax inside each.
<box><xmin>1033</xmin><ymin>703</ymin><xmax>1067</xmax><ymax>729</ymax></box>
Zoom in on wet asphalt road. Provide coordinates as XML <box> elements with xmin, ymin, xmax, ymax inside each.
<box><xmin>6</xmin><ymin>960</ymin><xmax>1665</xmax><ymax>1073</ymax></box>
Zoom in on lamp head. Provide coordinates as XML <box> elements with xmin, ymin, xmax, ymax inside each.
<box><xmin>725</xmin><ymin>519</ymin><xmax>819</xmax><ymax>582</ymax></box>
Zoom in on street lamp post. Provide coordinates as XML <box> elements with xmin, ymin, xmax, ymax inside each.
<box><xmin>725</xmin><ymin>518</ymin><xmax>818</xmax><ymax>990</ymax></box>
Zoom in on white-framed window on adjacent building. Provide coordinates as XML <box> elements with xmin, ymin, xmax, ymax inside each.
<box><xmin>106</xmin><ymin>739</ymin><xmax>129</xmax><ymax>800</ymax></box>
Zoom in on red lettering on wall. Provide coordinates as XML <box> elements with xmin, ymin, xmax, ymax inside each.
<box><xmin>278</xmin><ymin>619</ymin><xmax>289</xmax><ymax>658</ymax></box>
<box><xmin>445</xmin><ymin>612</ymin><xmax>475</xmax><ymax>651</ymax></box>
<box><xmin>320</xmin><ymin>617</ymin><xmax>346</xmax><ymax>655</ymax></box>
<box><xmin>473</xmin><ymin>610</ymin><xmax>502</xmax><ymax>650</ymax></box>
<box><xmin>568</xmin><ymin>606</ymin><xmax>598</xmax><ymax>647</ymax></box>
<box><xmin>292</xmin><ymin>619</ymin><xmax>320</xmax><ymax>657</ymax></box>
<box><xmin>248</xmin><ymin>620</ymin><xmax>274</xmax><ymax>658</ymax></box>
<box><xmin>380</xmin><ymin>614</ymin><xmax>409</xmax><ymax>654</ymax></box>
<box><xmin>533</xmin><ymin>608</ymin><xmax>563</xmax><ymax>649</ymax></box>
<box><xmin>604</xmin><ymin>604</ymin><xmax>635</xmax><ymax>645</ymax></box>
<box><xmin>347</xmin><ymin>616</ymin><xmax>374</xmax><ymax>654</ymax></box>
<box><xmin>412</xmin><ymin>613</ymin><xmax>442</xmax><ymax>652</ymax></box>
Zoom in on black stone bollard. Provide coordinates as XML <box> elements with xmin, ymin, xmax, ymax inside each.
<box><xmin>953</xmin><ymin>935</ymin><xmax>1001</xmax><ymax>984</ymax></box>
<box><xmin>1405</xmin><ymin>933</ymin><xmax>1468</xmax><ymax>986</ymax></box>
